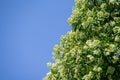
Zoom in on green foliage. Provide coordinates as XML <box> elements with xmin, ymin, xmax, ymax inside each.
<box><xmin>44</xmin><ymin>0</ymin><xmax>120</xmax><ymax>80</ymax></box>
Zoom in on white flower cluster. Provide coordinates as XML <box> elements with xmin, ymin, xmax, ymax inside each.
<box><xmin>97</xmin><ymin>11</ymin><xmax>104</xmax><ymax>18</ymax></box>
<box><xmin>86</xmin><ymin>39</ymin><xmax>100</xmax><ymax>48</ymax></box>
<box><xmin>113</xmin><ymin>26</ymin><xmax>120</xmax><ymax>34</ymax></box>
<box><xmin>87</xmin><ymin>55</ymin><xmax>94</xmax><ymax>62</ymax></box>
<box><xmin>112</xmin><ymin>55</ymin><xmax>119</xmax><ymax>63</ymax></box>
<box><xmin>110</xmin><ymin>0</ymin><xmax>116</xmax><ymax>3</ymax></box>
<box><xmin>93</xmin><ymin>49</ymin><xmax>101</xmax><ymax>55</ymax></box>
<box><xmin>87</xmin><ymin>17</ymin><xmax>94</xmax><ymax>24</ymax></box>
<box><xmin>93</xmin><ymin>66</ymin><xmax>102</xmax><ymax>72</ymax></box>
<box><xmin>110</xmin><ymin>21</ymin><xmax>116</xmax><ymax>26</ymax></box>
<box><xmin>82</xmin><ymin>71</ymin><xmax>94</xmax><ymax>80</ymax></box>
<box><xmin>87</xmin><ymin>10</ymin><xmax>93</xmax><ymax>17</ymax></box>
<box><xmin>114</xmin><ymin>35</ymin><xmax>120</xmax><ymax>42</ymax></box>
<box><xmin>101</xmin><ymin>3</ymin><xmax>107</xmax><ymax>9</ymax></box>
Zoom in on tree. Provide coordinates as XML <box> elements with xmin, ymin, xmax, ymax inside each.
<box><xmin>44</xmin><ymin>0</ymin><xmax>120</xmax><ymax>80</ymax></box>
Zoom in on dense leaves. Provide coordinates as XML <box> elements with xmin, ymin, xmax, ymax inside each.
<box><xmin>44</xmin><ymin>0</ymin><xmax>120</xmax><ymax>80</ymax></box>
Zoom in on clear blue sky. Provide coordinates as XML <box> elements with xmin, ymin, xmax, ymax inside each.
<box><xmin>0</xmin><ymin>0</ymin><xmax>74</xmax><ymax>80</ymax></box>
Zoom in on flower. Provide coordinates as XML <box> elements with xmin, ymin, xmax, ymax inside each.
<box><xmin>87</xmin><ymin>10</ymin><xmax>93</xmax><ymax>16</ymax></box>
<box><xmin>73</xmin><ymin>8</ymin><xmax>80</xmax><ymax>16</ymax></box>
<box><xmin>82</xmin><ymin>72</ymin><xmax>93</xmax><ymax>80</ymax></box>
<box><xmin>109</xmin><ymin>44</ymin><xmax>116</xmax><ymax>52</ymax></box>
<box><xmin>93</xmin><ymin>66</ymin><xmax>102</xmax><ymax>72</ymax></box>
<box><xmin>105</xmin><ymin>52</ymin><xmax>110</xmax><ymax>56</ymax></box>
<box><xmin>68</xmin><ymin>31</ymin><xmax>76</xmax><ymax>36</ymax></box>
<box><xmin>114</xmin><ymin>17</ymin><xmax>120</xmax><ymax>22</ymax></box>
<box><xmin>82</xmin><ymin>22</ymin><xmax>88</xmax><ymax>28</ymax></box>
<box><xmin>87</xmin><ymin>17</ymin><xmax>94</xmax><ymax>24</ymax></box>
<box><xmin>110</xmin><ymin>21</ymin><xmax>116</xmax><ymax>26</ymax></box>
<box><xmin>113</xmin><ymin>27</ymin><xmax>120</xmax><ymax>35</ymax></box>
<box><xmin>112</xmin><ymin>56</ymin><xmax>119</xmax><ymax>63</ymax></box>
<box><xmin>86</xmin><ymin>40</ymin><xmax>93</xmax><ymax>48</ymax></box>
<box><xmin>97</xmin><ymin>11</ymin><xmax>104</xmax><ymax>18</ymax></box>
<box><xmin>86</xmin><ymin>39</ymin><xmax>100</xmax><ymax>48</ymax></box>
<box><xmin>110</xmin><ymin>0</ymin><xmax>116</xmax><ymax>3</ymax></box>
<box><xmin>93</xmin><ymin>49</ymin><xmax>101</xmax><ymax>55</ymax></box>
<box><xmin>113</xmin><ymin>56</ymin><xmax>119</xmax><ymax>60</ymax></box>
<box><xmin>88</xmin><ymin>71</ymin><xmax>94</xmax><ymax>77</ymax></box>
<box><xmin>82</xmin><ymin>75</ymin><xmax>89</xmax><ymax>80</ymax></box>
<box><xmin>87</xmin><ymin>55</ymin><xmax>94</xmax><ymax>61</ymax></box>
<box><xmin>53</xmin><ymin>45</ymin><xmax>60</xmax><ymax>53</ymax></box>
<box><xmin>101</xmin><ymin>3</ymin><xmax>107</xmax><ymax>9</ymax></box>
<box><xmin>115</xmin><ymin>35</ymin><xmax>120</xmax><ymax>42</ymax></box>
<box><xmin>83</xmin><ymin>45</ymin><xmax>89</xmax><ymax>50</ymax></box>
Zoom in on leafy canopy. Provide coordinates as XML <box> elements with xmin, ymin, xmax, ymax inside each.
<box><xmin>44</xmin><ymin>0</ymin><xmax>120</xmax><ymax>80</ymax></box>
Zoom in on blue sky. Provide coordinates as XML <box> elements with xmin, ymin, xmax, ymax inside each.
<box><xmin>0</xmin><ymin>0</ymin><xmax>74</xmax><ymax>80</ymax></box>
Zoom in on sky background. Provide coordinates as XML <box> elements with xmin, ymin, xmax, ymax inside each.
<box><xmin>0</xmin><ymin>0</ymin><xmax>74</xmax><ymax>80</ymax></box>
